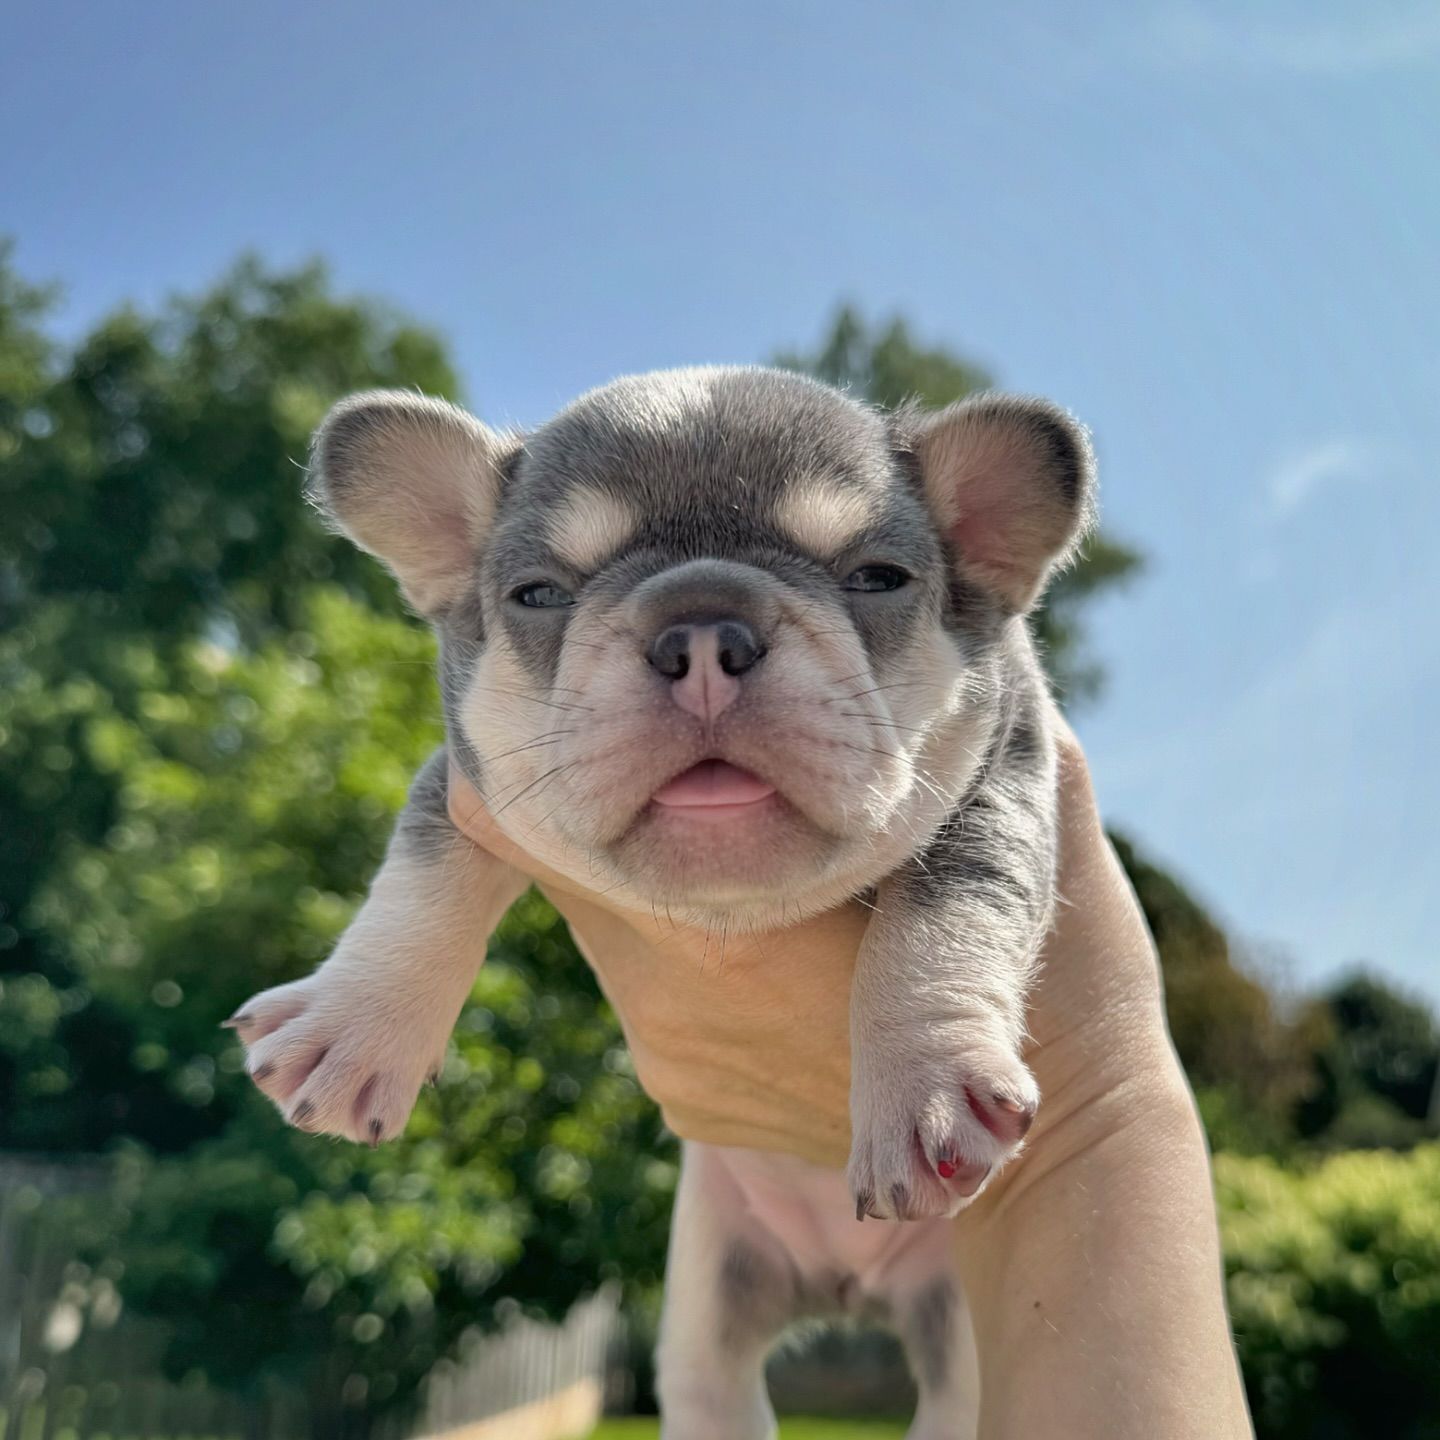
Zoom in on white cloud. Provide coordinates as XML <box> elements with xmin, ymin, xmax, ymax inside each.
<box><xmin>1266</xmin><ymin>439</ymin><xmax>1375</xmax><ymax>517</ymax></box>
<box><xmin>1138</xmin><ymin>6</ymin><xmax>1440</xmax><ymax>76</ymax></box>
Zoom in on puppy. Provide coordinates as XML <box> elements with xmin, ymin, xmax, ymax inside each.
<box><xmin>230</xmin><ymin>367</ymin><xmax>1094</xmax><ymax>1439</ymax></box>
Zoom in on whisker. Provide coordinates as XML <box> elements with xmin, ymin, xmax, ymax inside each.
<box><xmin>485</xmin><ymin>687</ymin><xmax>594</xmax><ymax>714</ymax></box>
<box><xmin>835</xmin><ymin>681</ymin><xmax>931</xmax><ymax>703</ymax></box>
<box><xmin>838</xmin><ymin>713</ymin><xmax>931</xmax><ymax>736</ymax></box>
<box><xmin>493</xmin><ymin>759</ymin><xmax>583</xmax><ymax>816</ymax></box>
<box><xmin>483</xmin><ymin>729</ymin><xmax>577</xmax><ymax>762</ymax></box>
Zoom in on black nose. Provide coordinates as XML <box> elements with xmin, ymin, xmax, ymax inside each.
<box><xmin>647</xmin><ymin>620</ymin><xmax>765</xmax><ymax>680</ymax></box>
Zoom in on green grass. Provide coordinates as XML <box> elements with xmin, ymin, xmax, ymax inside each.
<box><xmin>591</xmin><ymin>1420</ymin><xmax>908</xmax><ymax>1439</ymax></box>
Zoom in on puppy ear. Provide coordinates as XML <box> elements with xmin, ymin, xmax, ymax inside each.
<box><xmin>910</xmin><ymin>395</ymin><xmax>1095</xmax><ymax>613</ymax></box>
<box><xmin>308</xmin><ymin>390</ymin><xmax>518</xmax><ymax>615</ymax></box>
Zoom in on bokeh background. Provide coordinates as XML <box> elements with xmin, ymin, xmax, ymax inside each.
<box><xmin>2</xmin><ymin>3</ymin><xmax>1437</xmax><ymax>1437</ymax></box>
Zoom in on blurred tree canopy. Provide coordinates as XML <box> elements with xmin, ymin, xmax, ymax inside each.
<box><xmin>1110</xmin><ymin>831</ymin><xmax>1321</xmax><ymax>1153</ymax></box>
<box><xmin>30</xmin><ymin>592</ymin><xmax>671</xmax><ymax>1419</ymax></box>
<box><xmin>2</xmin><ymin>250</ymin><xmax>1436</xmax><ymax>1428</ymax></box>
<box><xmin>0</xmin><ymin>249</ymin><xmax>670</xmax><ymax>1423</ymax></box>
<box><xmin>1295</xmin><ymin>974</ymin><xmax>1440</xmax><ymax>1150</ymax></box>
<box><xmin>1220</xmin><ymin>1144</ymin><xmax>1440</xmax><ymax>1439</ymax></box>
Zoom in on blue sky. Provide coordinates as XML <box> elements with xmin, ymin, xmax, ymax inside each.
<box><xmin>4</xmin><ymin>1</ymin><xmax>1437</xmax><ymax>1003</ymax></box>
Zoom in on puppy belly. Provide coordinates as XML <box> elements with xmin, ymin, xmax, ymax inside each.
<box><xmin>705</xmin><ymin>1141</ymin><xmax>958</xmax><ymax>1298</ymax></box>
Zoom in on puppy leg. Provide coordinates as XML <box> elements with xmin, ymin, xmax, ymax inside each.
<box><xmin>848</xmin><ymin>711</ymin><xmax>1057</xmax><ymax>1222</ymax></box>
<box><xmin>896</xmin><ymin>1278</ymin><xmax>980</xmax><ymax>1440</ymax></box>
<box><xmin>232</xmin><ymin>749</ymin><xmax>527</xmax><ymax>1142</ymax></box>
<box><xmin>657</xmin><ymin>1143</ymin><xmax>797</xmax><ymax>1440</ymax></box>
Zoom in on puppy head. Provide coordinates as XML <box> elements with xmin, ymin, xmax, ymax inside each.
<box><xmin>312</xmin><ymin>368</ymin><xmax>1093</xmax><ymax>928</ymax></box>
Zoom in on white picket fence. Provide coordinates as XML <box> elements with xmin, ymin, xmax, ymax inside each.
<box><xmin>0</xmin><ymin>1155</ymin><xmax>622</xmax><ymax>1440</ymax></box>
<box><xmin>414</xmin><ymin>1291</ymin><xmax>618</xmax><ymax>1440</ymax></box>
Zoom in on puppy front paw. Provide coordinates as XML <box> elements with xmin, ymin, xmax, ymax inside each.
<box><xmin>226</xmin><ymin>972</ymin><xmax>449</xmax><ymax>1146</ymax></box>
<box><xmin>847</xmin><ymin>1035</ymin><xmax>1038</xmax><ymax>1221</ymax></box>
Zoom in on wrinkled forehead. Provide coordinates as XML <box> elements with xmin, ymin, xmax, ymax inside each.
<box><xmin>505</xmin><ymin>367</ymin><xmax>911</xmax><ymax>566</ymax></box>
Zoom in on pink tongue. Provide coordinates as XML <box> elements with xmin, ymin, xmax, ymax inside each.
<box><xmin>653</xmin><ymin>759</ymin><xmax>776</xmax><ymax>808</ymax></box>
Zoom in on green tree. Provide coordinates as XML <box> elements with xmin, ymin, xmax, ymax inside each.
<box><xmin>1295</xmin><ymin>973</ymin><xmax>1440</xmax><ymax>1150</ymax></box>
<box><xmin>1</xmin><ymin>255</ymin><xmax>459</xmax><ymax>1158</ymax></box>
<box><xmin>1219</xmin><ymin>1145</ymin><xmax>1440</xmax><ymax>1440</ymax></box>
<box><xmin>28</xmin><ymin>591</ymin><xmax>669</xmax><ymax>1420</ymax></box>
<box><xmin>776</xmin><ymin>304</ymin><xmax>1144</xmax><ymax>704</ymax></box>
<box><xmin>1</xmin><ymin>251</ymin><xmax>669</xmax><ymax>1427</ymax></box>
<box><xmin>1</xmin><ymin>254</ymin><xmax>453</xmax><ymax>646</ymax></box>
<box><xmin>1108</xmin><ymin>833</ymin><xmax>1319</xmax><ymax>1153</ymax></box>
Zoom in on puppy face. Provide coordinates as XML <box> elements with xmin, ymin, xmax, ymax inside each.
<box><xmin>311</xmin><ymin>368</ymin><xmax>1092</xmax><ymax>929</ymax></box>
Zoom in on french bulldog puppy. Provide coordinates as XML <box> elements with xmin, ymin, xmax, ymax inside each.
<box><xmin>229</xmin><ymin>367</ymin><xmax>1094</xmax><ymax>1439</ymax></box>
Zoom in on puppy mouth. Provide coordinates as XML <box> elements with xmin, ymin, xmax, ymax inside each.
<box><xmin>650</xmin><ymin>758</ymin><xmax>778</xmax><ymax>819</ymax></box>
<box><xmin>606</xmin><ymin>753</ymin><xmax>845</xmax><ymax>906</ymax></box>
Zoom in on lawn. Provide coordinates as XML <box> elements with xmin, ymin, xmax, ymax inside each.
<box><xmin>592</xmin><ymin>1420</ymin><xmax>908</xmax><ymax>1438</ymax></box>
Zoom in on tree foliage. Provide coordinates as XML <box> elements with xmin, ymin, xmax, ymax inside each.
<box><xmin>1219</xmin><ymin>1144</ymin><xmax>1440</xmax><ymax>1439</ymax></box>
<box><xmin>2</xmin><ymin>255</ymin><xmax>454</xmax><ymax>1108</ymax></box>
<box><xmin>27</xmin><ymin>591</ymin><xmax>671</xmax><ymax>1414</ymax></box>
<box><xmin>0</xmin><ymin>253</ymin><xmax>670</xmax><ymax>1421</ymax></box>
<box><xmin>1296</xmin><ymin>974</ymin><xmax>1440</xmax><ymax>1150</ymax></box>
<box><xmin>1109</xmin><ymin>831</ymin><xmax>1322</xmax><ymax>1153</ymax></box>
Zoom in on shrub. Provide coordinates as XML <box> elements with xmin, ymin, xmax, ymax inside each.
<box><xmin>1218</xmin><ymin>1145</ymin><xmax>1440</xmax><ymax>1439</ymax></box>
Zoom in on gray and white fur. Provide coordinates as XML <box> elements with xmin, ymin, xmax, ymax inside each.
<box><xmin>229</xmin><ymin>366</ymin><xmax>1094</xmax><ymax>1439</ymax></box>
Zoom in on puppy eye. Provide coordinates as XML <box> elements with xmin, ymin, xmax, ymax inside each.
<box><xmin>512</xmin><ymin>582</ymin><xmax>576</xmax><ymax>609</ymax></box>
<box><xmin>843</xmin><ymin>565</ymin><xmax>910</xmax><ymax>593</ymax></box>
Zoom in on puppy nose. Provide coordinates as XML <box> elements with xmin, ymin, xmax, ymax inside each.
<box><xmin>647</xmin><ymin>621</ymin><xmax>764</xmax><ymax>720</ymax></box>
<box><xmin>648</xmin><ymin>621</ymin><xmax>763</xmax><ymax>679</ymax></box>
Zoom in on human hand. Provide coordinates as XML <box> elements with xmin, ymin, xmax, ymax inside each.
<box><xmin>447</xmin><ymin>725</ymin><xmax>1253</xmax><ymax>1438</ymax></box>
